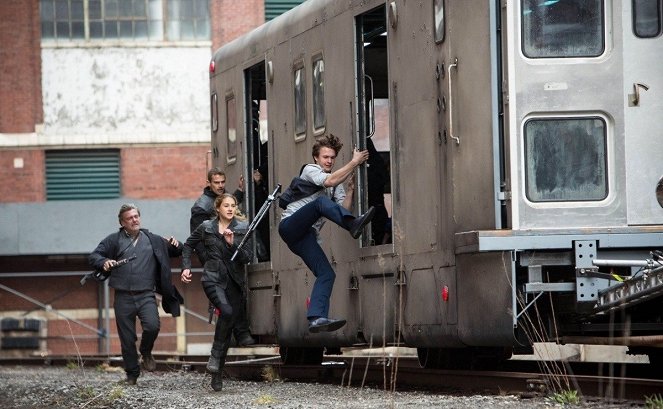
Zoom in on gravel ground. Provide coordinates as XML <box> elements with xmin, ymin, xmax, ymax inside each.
<box><xmin>0</xmin><ymin>365</ymin><xmax>640</xmax><ymax>408</ymax></box>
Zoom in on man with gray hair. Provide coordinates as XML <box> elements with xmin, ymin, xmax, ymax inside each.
<box><xmin>89</xmin><ymin>203</ymin><xmax>184</xmax><ymax>385</ymax></box>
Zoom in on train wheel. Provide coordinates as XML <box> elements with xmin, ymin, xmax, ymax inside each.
<box><xmin>279</xmin><ymin>346</ymin><xmax>324</xmax><ymax>365</ymax></box>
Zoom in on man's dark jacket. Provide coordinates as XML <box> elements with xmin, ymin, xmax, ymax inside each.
<box><xmin>88</xmin><ymin>228</ymin><xmax>184</xmax><ymax>317</ymax></box>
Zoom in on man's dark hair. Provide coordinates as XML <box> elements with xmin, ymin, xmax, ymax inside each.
<box><xmin>312</xmin><ymin>134</ymin><xmax>343</xmax><ymax>158</ymax></box>
<box><xmin>207</xmin><ymin>167</ymin><xmax>226</xmax><ymax>182</ymax></box>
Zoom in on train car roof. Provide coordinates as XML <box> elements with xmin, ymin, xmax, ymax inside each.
<box><xmin>212</xmin><ymin>0</ymin><xmax>347</xmax><ymax>73</ymax></box>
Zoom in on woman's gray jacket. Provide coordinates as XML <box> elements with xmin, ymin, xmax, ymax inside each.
<box><xmin>182</xmin><ymin>218</ymin><xmax>253</xmax><ymax>288</ymax></box>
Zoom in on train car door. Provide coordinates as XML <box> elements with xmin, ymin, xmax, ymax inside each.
<box><xmin>624</xmin><ymin>1</ymin><xmax>663</xmax><ymax>225</ymax></box>
<box><xmin>504</xmin><ymin>0</ymin><xmax>625</xmax><ymax>229</ymax></box>
<box><xmin>355</xmin><ymin>4</ymin><xmax>393</xmax><ymax>248</ymax></box>
<box><xmin>243</xmin><ymin>61</ymin><xmax>271</xmax><ymax>263</ymax></box>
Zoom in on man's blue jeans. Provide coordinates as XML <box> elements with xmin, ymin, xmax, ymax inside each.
<box><xmin>278</xmin><ymin>196</ymin><xmax>354</xmax><ymax>320</ymax></box>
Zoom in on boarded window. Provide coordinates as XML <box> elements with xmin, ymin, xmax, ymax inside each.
<box><xmin>524</xmin><ymin>117</ymin><xmax>608</xmax><ymax>202</ymax></box>
<box><xmin>46</xmin><ymin>150</ymin><xmax>120</xmax><ymax>200</ymax></box>
<box><xmin>265</xmin><ymin>0</ymin><xmax>305</xmax><ymax>21</ymax></box>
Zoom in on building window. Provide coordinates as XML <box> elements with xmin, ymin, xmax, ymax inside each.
<box><xmin>46</xmin><ymin>150</ymin><xmax>120</xmax><ymax>200</ymax></box>
<box><xmin>40</xmin><ymin>0</ymin><xmax>210</xmax><ymax>42</ymax></box>
<box><xmin>521</xmin><ymin>0</ymin><xmax>604</xmax><ymax>58</ymax></box>
<box><xmin>524</xmin><ymin>117</ymin><xmax>608</xmax><ymax>202</ymax></box>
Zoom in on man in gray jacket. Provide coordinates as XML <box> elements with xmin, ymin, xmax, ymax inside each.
<box><xmin>89</xmin><ymin>203</ymin><xmax>183</xmax><ymax>385</ymax></box>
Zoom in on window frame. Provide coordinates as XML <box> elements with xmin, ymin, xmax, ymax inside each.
<box><xmin>433</xmin><ymin>0</ymin><xmax>445</xmax><ymax>44</ymax></box>
<box><xmin>523</xmin><ymin>116</ymin><xmax>609</xmax><ymax>203</ymax></box>
<box><xmin>211</xmin><ymin>92</ymin><xmax>218</xmax><ymax>132</ymax></box>
<box><xmin>632</xmin><ymin>0</ymin><xmax>662</xmax><ymax>38</ymax></box>
<box><xmin>225</xmin><ymin>92</ymin><xmax>238</xmax><ymax>164</ymax></box>
<box><xmin>293</xmin><ymin>60</ymin><xmax>307</xmax><ymax>142</ymax></box>
<box><xmin>39</xmin><ymin>0</ymin><xmax>211</xmax><ymax>43</ymax></box>
<box><xmin>311</xmin><ymin>53</ymin><xmax>326</xmax><ymax>134</ymax></box>
<box><xmin>520</xmin><ymin>0</ymin><xmax>606</xmax><ymax>59</ymax></box>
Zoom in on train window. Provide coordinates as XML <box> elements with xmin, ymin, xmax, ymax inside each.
<box><xmin>293</xmin><ymin>64</ymin><xmax>306</xmax><ymax>140</ymax></box>
<box><xmin>434</xmin><ymin>0</ymin><xmax>445</xmax><ymax>43</ymax></box>
<box><xmin>633</xmin><ymin>0</ymin><xmax>662</xmax><ymax>38</ymax></box>
<box><xmin>524</xmin><ymin>117</ymin><xmax>608</xmax><ymax>202</ymax></box>
<box><xmin>226</xmin><ymin>94</ymin><xmax>237</xmax><ymax>162</ymax></box>
<box><xmin>312</xmin><ymin>57</ymin><xmax>326</xmax><ymax>132</ymax></box>
<box><xmin>521</xmin><ymin>0</ymin><xmax>605</xmax><ymax>58</ymax></box>
<box><xmin>211</xmin><ymin>92</ymin><xmax>218</xmax><ymax>132</ymax></box>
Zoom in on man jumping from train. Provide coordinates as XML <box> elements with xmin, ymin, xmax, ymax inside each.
<box><xmin>278</xmin><ymin>134</ymin><xmax>375</xmax><ymax>332</ymax></box>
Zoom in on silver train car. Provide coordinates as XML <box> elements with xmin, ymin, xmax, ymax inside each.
<box><xmin>208</xmin><ymin>0</ymin><xmax>663</xmax><ymax>366</ymax></box>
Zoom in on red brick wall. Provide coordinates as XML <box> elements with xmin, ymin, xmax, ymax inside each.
<box><xmin>121</xmin><ymin>146</ymin><xmax>210</xmax><ymax>200</ymax></box>
<box><xmin>0</xmin><ymin>149</ymin><xmax>45</xmax><ymax>202</ymax></box>
<box><xmin>211</xmin><ymin>0</ymin><xmax>264</xmax><ymax>52</ymax></box>
<box><xmin>0</xmin><ymin>146</ymin><xmax>211</xmax><ymax>203</ymax></box>
<box><xmin>0</xmin><ymin>0</ymin><xmax>43</xmax><ymax>133</ymax></box>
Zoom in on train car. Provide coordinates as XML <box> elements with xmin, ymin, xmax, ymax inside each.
<box><xmin>208</xmin><ymin>0</ymin><xmax>663</xmax><ymax>366</ymax></box>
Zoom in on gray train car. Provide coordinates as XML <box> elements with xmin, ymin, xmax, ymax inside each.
<box><xmin>208</xmin><ymin>0</ymin><xmax>663</xmax><ymax>366</ymax></box>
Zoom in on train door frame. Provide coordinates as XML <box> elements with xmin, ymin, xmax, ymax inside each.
<box><xmin>623</xmin><ymin>0</ymin><xmax>663</xmax><ymax>225</ymax></box>
<box><xmin>243</xmin><ymin>60</ymin><xmax>271</xmax><ymax>264</ymax></box>
<box><xmin>354</xmin><ymin>4</ymin><xmax>393</xmax><ymax>249</ymax></box>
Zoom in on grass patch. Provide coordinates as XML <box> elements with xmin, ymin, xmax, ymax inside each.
<box><xmin>548</xmin><ymin>389</ymin><xmax>580</xmax><ymax>406</ymax></box>
<box><xmin>645</xmin><ymin>394</ymin><xmax>663</xmax><ymax>409</ymax></box>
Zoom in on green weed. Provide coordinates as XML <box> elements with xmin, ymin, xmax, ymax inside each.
<box><xmin>548</xmin><ymin>389</ymin><xmax>580</xmax><ymax>406</ymax></box>
<box><xmin>645</xmin><ymin>394</ymin><xmax>663</xmax><ymax>409</ymax></box>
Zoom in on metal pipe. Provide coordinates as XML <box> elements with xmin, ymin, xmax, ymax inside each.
<box><xmin>592</xmin><ymin>259</ymin><xmax>650</xmax><ymax>267</ymax></box>
<box><xmin>560</xmin><ymin>335</ymin><xmax>663</xmax><ymax>347</ymax></box>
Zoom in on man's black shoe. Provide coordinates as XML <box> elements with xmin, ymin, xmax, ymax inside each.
<box><xmin>124</xmin><ymin>376</ymin><xmax>137</xmax><ymax>386</ymax></box>
<box><xmin>349</xmin><ymin>207</ymin><xmax>376</xmax><ymax>239</ymax></box>
<box><xmin>308</xmin><ymin>317</ymin><xmax>347</xmax><ymax>333</ymax></box>
<box><xmin>141</xmin><ymin>354</ymin><xmax>156</xmax><ymax>372</ymax></box>
<box><xmin>236</xmin><ymin>333</ymin><xmax>256</xmax><ymax>346</ymax></box>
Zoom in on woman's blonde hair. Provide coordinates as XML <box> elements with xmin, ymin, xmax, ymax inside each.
<box><xmin>214</xmin><ymin>193</ymin><xmax>247</xmax><ymax>221</ymax></box>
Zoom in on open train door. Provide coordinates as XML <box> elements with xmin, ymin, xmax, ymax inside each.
<box><xmin>624</xmin><ymin>2</ymin><xmax>663</xmax><ymax>225</ymax></box>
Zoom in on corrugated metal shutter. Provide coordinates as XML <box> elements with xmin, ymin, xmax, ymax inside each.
<box><xmin>45</xmin><ymin>150</ymin><xmax>120</xmax><ymax>200</ymax></box>
<box><xmin>265</xmin><ymin>0</ymin><xmax>306</xmax><ymax>21</ymax></box>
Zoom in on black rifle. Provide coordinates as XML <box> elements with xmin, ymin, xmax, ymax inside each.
<box><xmin>80</xmin><ymin>255</ymin><xmax>137</xmax><ymax>285</ymax></box>
<box><xmin>231</xmin><ymin>184</ymin><xmax>281</xmax><ymax>262</ymax></box>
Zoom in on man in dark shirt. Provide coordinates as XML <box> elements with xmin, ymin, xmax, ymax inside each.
<box><xmin>89</xmin><ymin>203</ymin><xmax>183</xmax><ymax>385</ymax></box>
<box><xmin>190</xmin><ymin>168</ymin><xmax>255</xmax><ymax>346</ymax></box>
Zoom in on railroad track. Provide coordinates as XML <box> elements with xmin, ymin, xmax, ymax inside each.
<box><xmin>2</xmin><ymin>353</ymin><xmax>661</xmax><ymax>403</ymax></box>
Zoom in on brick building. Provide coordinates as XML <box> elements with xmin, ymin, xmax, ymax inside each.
<box><xmin>0</xmin><ymin>0</ymin><xmax>303</xmax><ymax>357</ymax></box>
